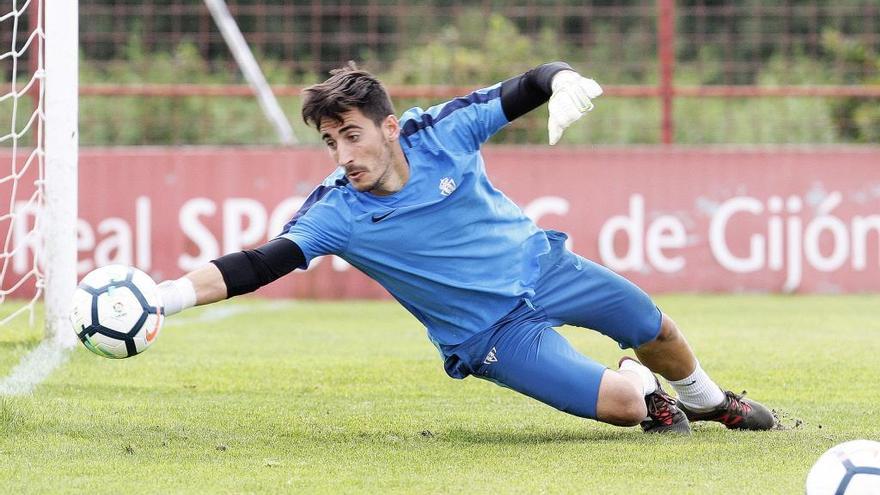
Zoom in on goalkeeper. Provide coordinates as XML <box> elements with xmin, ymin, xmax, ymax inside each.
<box><xmin>157</xmin><ymin>62</ymin><xmax>776</xmax><ymax>433</ymax></box>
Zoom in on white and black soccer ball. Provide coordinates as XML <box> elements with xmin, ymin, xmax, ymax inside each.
<box><xmin>806</xmin><ymin>440</ymin><xmax>880</xmax><ymax>495</ymax></box>
<box><xmin>69</xmin><ymin>265</ymin><xmax>164</xmax><ymax>359</ymax></box>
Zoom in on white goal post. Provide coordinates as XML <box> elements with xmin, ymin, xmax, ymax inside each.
<box><xmin>42</xmin><ymin>0</ymin><xmax>78</xmax><ymax>345</ymax></box>
<box><xmin>0</xmin><ymin>0</ymin><xmax>77</xmax><ymax>345</ymax></box>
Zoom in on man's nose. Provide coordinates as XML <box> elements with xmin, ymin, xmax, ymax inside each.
<box><xmin>337</xmin><ymin>142</ymin><xmax>354</xmax><ymax>165</ymax></box>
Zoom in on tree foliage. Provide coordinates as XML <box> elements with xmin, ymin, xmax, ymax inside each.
<box><xmin>5</xmin><ymin>2</ymin><xmax>876</xmax><ymax>145</ymax></box>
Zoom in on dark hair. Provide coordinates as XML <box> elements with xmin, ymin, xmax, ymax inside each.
<box><xmin>301</xmin><ymin>61</ymin><xmax>396</xmax><ymax>129</ymax></box>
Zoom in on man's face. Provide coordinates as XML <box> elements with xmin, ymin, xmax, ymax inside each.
<box><xmin>319</xmin><ymin>109</ymin><xmax>397</xmax><ymax>194</ymax></box>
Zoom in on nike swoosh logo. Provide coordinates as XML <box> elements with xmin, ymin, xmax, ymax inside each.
<box><xmin>371</xmin><ymin>210</ymin><xmax>395</xmax><ymax>223</ymax></box>
<box><xmin>145</xmin><ymin>307</ymin><xmax>162</xmax><ymax>343</ymax></box>
<box><xmin>683</xmin><ymin>380</ymin><xmax>697</xmax><ymax>386</ymax></box>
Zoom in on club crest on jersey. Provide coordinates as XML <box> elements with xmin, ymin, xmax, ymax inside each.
<box><xmin>439</xmin><ymin>177</ymin><xmax>456</xmax><ymax>196</ymax></box>
<box><xmin>483</xmin><ymin>347</ymin><xmax>498</xmax><ymax>365</ymax></box>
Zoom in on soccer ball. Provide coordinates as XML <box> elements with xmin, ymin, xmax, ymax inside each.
<box><xmin>69</xmin><ymin>265</ymin><xmax>164</xmax><ymax>359</ymax></box>
<box><xmin>806</xmin><ymin>440</ymin><xmax>880</xmax><ymax>494</ymax></box>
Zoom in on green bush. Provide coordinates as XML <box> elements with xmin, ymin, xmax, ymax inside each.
<box><xmin>3</xmin><ymin>12</ymin><xmax>876</xmax><ymax>146</ymax></box>
<box><xmin>821</xmin><ymin>29</ymin><xmax>880</xmax><ymax>142</ymax></box>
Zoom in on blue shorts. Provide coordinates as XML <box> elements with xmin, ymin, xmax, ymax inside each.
<box><xmin>443</xmin><ymin>230</ymin><xmax>662</xmax><ymax>419</ymax></box>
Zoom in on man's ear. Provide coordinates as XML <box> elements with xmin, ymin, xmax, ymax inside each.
<box><xmin>382</xmin><ymin>114</ymin><xmax>400</xmax><ymax>141</ymax></box>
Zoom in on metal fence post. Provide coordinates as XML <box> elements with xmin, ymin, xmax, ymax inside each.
<box><xmin>658</xmin><ymin>0</ymin><xmax>676</xmax><ymax>145</ymax></box>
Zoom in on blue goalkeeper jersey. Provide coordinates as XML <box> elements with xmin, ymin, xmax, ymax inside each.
<box><xmin>281</xmin><ymin>83</ymin><xmax>551</xmax><ymax>354</ymax></box>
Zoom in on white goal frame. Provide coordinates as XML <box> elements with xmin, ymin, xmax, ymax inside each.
<box><xmin>41</xmin><ymin>0</ymin><xmax>78</xmax><ymax>345</ymax></box>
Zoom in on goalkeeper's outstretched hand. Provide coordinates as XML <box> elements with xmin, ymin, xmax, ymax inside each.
<box><xmin>547</xmin><ymin>70</ymin><xmax>603</xmax><ymax>145</ymax></box>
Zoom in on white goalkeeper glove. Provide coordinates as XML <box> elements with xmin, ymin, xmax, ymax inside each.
<box><xmin>547</xmin><ymin>70</ymin><xmax>603</xmax><ymax>145</ymax></box>
<box><xmin>156</xmin><ymin>277</ymin><xmax>197</xmax><ymax>317</ymax></box>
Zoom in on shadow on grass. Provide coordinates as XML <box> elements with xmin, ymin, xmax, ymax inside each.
<box><xmin>284</xmin><ymin>425</ymin><xmax>653</xmax><ymax>445</ymax></box>
<box><xmin>439</xmin><ymin>426</ymin><xmax>645</xmax><ymax>444</ymax></box>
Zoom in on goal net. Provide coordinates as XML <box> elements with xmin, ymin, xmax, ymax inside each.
<box><xmin>0</xmin><ymin>0</ymin><xmax>77</xmax><ymax>345</ymax></box>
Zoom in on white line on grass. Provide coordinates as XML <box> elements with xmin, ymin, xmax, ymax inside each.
<box><xmin>0</xmin><ymin>301</ymin><xmax>296</xmax><ymax>396</ymax></box>
<box><xmin>0</xmin><ymin>338</ymin><xmax>71</xmax><ymax>396</ymax></box>
<box><xmin>164</xmin><ymin>301</ymin><xmax>296</xmax><ymax>327</ymax></box>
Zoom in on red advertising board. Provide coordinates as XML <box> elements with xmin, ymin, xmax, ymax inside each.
<box><xmin>3</xmin><ymin>147</ymin><xmax>879</xmax><ymax>297</ymax></box>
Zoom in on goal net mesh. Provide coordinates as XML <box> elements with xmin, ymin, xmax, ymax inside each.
<box><xmin>0</xmin><ymin>0</ymin><xmax>45</xmax><ymax>327</ymax></box>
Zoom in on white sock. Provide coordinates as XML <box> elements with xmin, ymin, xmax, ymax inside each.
<box><xmin>618</xmin><ymin>358</ymin><xmax>657</xmax><ymax>396</ymax></box>
<box><xmin>668</xmin><ymin>362</ymin><xmax>726</xmax><ymax>411</ymax></box>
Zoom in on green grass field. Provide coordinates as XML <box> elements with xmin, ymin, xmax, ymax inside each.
<box><xmin>1</xmin><ymin>295</ymin><xmax>878</xmax><ymax>494</ymax></box>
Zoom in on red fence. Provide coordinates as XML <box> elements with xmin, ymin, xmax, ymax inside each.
<box><xmin>4</xmin><ymin>1</ymin><xmax>880</xmax><ymax>146</ymax></box>
<box><xmin>76</xmin><ymin>0</ymin><xmax>880</xmax><ymax>146</ymax></box>
<box><xmin>6</xmin><ymin>146</ymin><xmax>878</xmax><ymax>298</ymax></box>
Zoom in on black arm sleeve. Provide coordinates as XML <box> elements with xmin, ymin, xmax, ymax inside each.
<box><xmin>499</xmin><ymin>61</ymin><xmax>573</xmax><ymax>122</ymax></box>
<box><xmin>210</xmin><ymin>237</ymin><xmax>305</xmax><ymax>298</ymax></box>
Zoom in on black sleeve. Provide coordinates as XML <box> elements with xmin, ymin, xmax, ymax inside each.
<box><xmin>210</xmin><ymin>237</ymin><xmax>305</xmax><ymax>298</ymax></box>
<box><xmin>499</xmin><ymin>61</ymin><xmax>573</xmax><ymax>122</ymax></box>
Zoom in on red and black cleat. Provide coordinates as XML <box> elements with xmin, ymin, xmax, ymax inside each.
<box><xmin>619</xmin><ymin>357</ymin><xmax>691</xmax><ymax>434</ymax></box>
<box><xmin>641</xmin><ymin>386</ymin><xmax>692</xmax><ymax>434</ymax></box>
<box><xmin>678</xmin><ymin>390</ymin><xmax>777</xmax><ymax>430</ymax></box>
